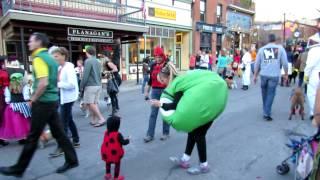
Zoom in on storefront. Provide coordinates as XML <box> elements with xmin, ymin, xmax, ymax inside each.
<box><xmin>125</xmin><ymin>0</ymin><xmax>192</xmax><ymax>80</ymax></box>
<box><xmin>0</xmin><ymin>10</ymin><xmax>147</xmax><ymax>77</ymax></box>
<box><xmin>195</xmin><ymin>22</ymin><xmax>226</xmax><ymax>55</ymax></box>
<box><xmin>226</xmin><ymin>6</ymin><xmax>254</xmax><ymax>51</ymax></box>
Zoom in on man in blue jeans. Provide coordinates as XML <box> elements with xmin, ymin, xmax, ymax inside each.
<box><xmin>144</xmin><ymin>46</ymin><xmax>170</xmax><ymax>143</ymax></box>
<box><xmin>254</xmin><ymin>34</ymin><xmax>288</xmax><ymax>121</ymax></box>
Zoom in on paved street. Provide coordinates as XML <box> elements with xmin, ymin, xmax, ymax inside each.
<box><xmin>0</xmin><ymin>81</ymin><xmax>316</xmax><ymax>180</ymax></box>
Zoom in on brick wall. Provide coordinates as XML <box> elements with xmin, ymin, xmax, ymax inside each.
<box><xmin>192</xmin><ymin>0</ymin><xmax>228</xmax><ymax>56</ymax></box>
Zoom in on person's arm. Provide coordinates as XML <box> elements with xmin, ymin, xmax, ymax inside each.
<box><xmin>4</xmin><ymin>87</ymin><xmax>10</xmax><ymax>104</ymax></box>
<box><xmin>281</xmin><ymin>48</ymin><xmax>289</xmax><ymax>77</ymax></box>
<box><xmin>305</xmin><ymin>49</ymin><xmax>317</xmax><ymax>79</ymax></box>
<box><xmin>254</xmin><ymin>50</ymin><xmax>262</xmax><ymax>83</ymax></box>
<box><xmin>80</xmin><ymin>60</ymin><xmax>91</xmax><ymax>91</ymax></box>
<box><xmin>145</xmin><ymin>63</ymin><xmax>154</xmax><ymax>97</ymax></box>
<box><xmin>23</xmin><ymin>85</ymin><xmax>30</xmax><ymax>101</ymax></box>
<box><xmin>58</xmin><ymin>65</ymin><xmax>76</xmax><ymax>90</ymax></box>
<box><xmin>107</xmin><ymin>62</ymin><xmax>118</xmax><ymax>72</ymax></box>
<box><xmin>217</xmin><ymin>56</ymin><xmax>221</xmax><ymax>67</ymax></box>
<box><xmin>161</xmin><ymin>91</ymin><xmax>183</xmax><ymax>110</ymax></box>
<box><xmin>118</xmin><ymin>133</ymin><xmax>130</xmax><ymax>145</ymax></box>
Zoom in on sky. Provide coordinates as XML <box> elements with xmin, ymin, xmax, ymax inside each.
<box><xmin>254</xmin><ymin>0</ymin><xmax>320</xmax><ymax>22</ymax></box>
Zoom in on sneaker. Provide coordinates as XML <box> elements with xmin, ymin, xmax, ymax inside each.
<box><xmin>169</xmin><ymin>157</ymin><xmax>190</xmax><ymax>169</ymax></box>
<box><xmin>104</xmin><ymin>173</ymin><xmax>112</xmax><ymax>180</ymax></box>
<box><xmin>263</xmin><ymin>116</ymin><xmax>273</xmax><ymax>121</ymax></box>
<box><xmin>73</xmin><ymin>141</ymin><xmax>80</xmax><ymax>148</ymax></box>
<box><xmin>160</xmin><ymin>134</ymin><xmax>170</xmax><ymax>141</ymax></box>
<box><xmin>310</xmin><ymin>115</ymin><xmax>314</xmax><ymax>121</ymax></box>
<box><xmin>143</xmin><ymin>136</ymin><xmax>154</xmax><ymax>143</ymax></box>
<box><xmin>49</xmin><ymin>148</ymin><xmax>64</xmax><ymax>158</ymax></box>
<box><xmin>187</xmin><ymin>165</ymin><xmax>210</xmax><ymax>175</ymax></box>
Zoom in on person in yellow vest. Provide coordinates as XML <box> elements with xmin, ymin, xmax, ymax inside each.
<box><xmin>0</xmin><ymin>33</ymin><xmax>78</xmax><ymax>177</ymax></box>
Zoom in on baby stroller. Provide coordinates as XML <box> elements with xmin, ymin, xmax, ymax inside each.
<box><xmin>276</xmin><ymin>131</ymin><xmax>320</xmax><ymax>180</ymax></box>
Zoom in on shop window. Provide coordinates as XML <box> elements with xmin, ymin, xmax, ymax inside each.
<box><xmin>216</xmin><ymin>4</ymin><xmax>222</xmax><ymax>24</ymax></box>
<box><xmin>200</xmin><ymin>32</ymin><xmax>212</xmax><ymax>50</ymax></box>
<box><xmin>149</xmin><ymin>27</ymin><xmax>155</xmax><ymax>36</ymax></box>
<box><xmin>200</xmin><ymin>0</ymin><xmax>206</xmax><ymax>22</ymax></box>
<box><xmin>169</xmin><ymin>29</ymin><xmax>175</xmax><ymax>38</ymax></box>
<box><xmin>163</xmin><ymin>29</ymin><xmax>169</xmax><ymax>37</ymax></box>
<box><xmin>156</xmin><ymin>27</ymin><xmax>162</xmax><ymax>37</ymax></box>
<box><xmin>217</xmin><ymin>34</ymin><xmax>222</xmax><ymax>46</ymax></box>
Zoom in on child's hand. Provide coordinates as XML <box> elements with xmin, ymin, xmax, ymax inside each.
<box><xmin>150</xmin><ymin>99</ymin><xmax>161</xmax><ymax>107</ymax></box>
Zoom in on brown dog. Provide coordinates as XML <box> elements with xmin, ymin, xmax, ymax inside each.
<box><xmin>289</xmin><ymin>87</ymin><xmax>305</xmax><ymax>120</ymax></box>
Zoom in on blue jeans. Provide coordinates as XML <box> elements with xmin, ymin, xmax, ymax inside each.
<box><xmin>260</xmin><ymin>76</ymin><xmax>279</xmax><ymax>117</ymax></box>
<box><xmin>60</xmin><ymin>102</ymin><xmax>79</xmax><ymax>143</ymax></box>
<box><xmin>251</xmin><ymin>63</ymin><xmax>255</xmax><ymax>74</ymax></box>
<box><xmin>147</xmin><ymin>88</ymin><xmax>170</xmax><ymax>137</ymax></box>
<box><xmin>142</xmin><ymin>74</ymin><xmax>149</xmax><ymax>94</ymax></box>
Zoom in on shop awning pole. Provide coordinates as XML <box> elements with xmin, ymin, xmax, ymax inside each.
<box><xmin>136</xmin><ymin>38</ymin><xmax>140</xmax><ymax>84</ymax></box>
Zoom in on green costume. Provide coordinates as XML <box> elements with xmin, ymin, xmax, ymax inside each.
<box><xmin>160</xmin><ymin>70</ymin><xmax>228</xmax><ymax>132</ymax></box>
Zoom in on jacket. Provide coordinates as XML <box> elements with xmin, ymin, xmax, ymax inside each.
<box><xmin>58</xmin><ymin>62</ymin><xmax>79</xmax><ymax>105</ymax></box>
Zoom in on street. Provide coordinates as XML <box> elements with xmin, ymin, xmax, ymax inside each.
<box><xmin>0</xmin><ymin>82</ymin><xmax>316</xmax><ymax>180</ymax></box>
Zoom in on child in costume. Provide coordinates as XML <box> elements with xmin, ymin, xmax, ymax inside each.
<box><xmin>101</xmin><ymin>116</ymin><xmax>129</xmax><ymax>180</ymax></box>
<box><xmin>0</xmin><ymin>73</ymin><xmax>31</xmax><ymax>142</ymax></box>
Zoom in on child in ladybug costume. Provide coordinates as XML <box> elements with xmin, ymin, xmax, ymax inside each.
<box><xmin>101</xmin><ymin>116</ymin><xmax>129</xmax><ymax>180</ymax></box>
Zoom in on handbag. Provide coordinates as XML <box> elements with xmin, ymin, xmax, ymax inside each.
<box><xmin>107</xmin><ymin>74</ymin><xmax>119</xmax><ymax>94</ymax></box>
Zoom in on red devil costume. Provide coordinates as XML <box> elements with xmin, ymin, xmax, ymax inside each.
<box><xmin>101</xmin><ymin>116</ymin><xmax>129</xmax><ymax>180</ymax></box>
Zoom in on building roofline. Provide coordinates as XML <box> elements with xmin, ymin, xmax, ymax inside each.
<box><xmin>227</xmin><ymin>4</ymin><xmax>255</xmax><ymax>15</ymax></box>
<box><xmin>0</xmin><ymin>10</ymin><xmax>148</xmax><ymax>33</ymax></box>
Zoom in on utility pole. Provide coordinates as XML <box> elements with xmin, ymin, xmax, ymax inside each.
<box><xmin>283</xmin><ymin>13</ymin><xmax>286</xmax><ymax>46</ymax></box>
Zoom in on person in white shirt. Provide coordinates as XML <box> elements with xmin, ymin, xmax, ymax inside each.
<box><xmin>241</xmin><ymin>48</ymin><xmax>252</xmax><ymax>90</ymax></box>
<box><xmin>49</xmin><ymin>47</ymin><xmax>80</xmax><ymax>157</ymax></box>
<box><xmin>304</xmin><ymin>18</ymin><xmax>320</xmax><ymax>120</ymax></box>
<box><xmin>199</xmin><ymin>50</ymin><xmax>209</xmax><ymax>70</ymax></box>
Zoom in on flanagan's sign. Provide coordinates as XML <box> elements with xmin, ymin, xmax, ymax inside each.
<box><xmin>67</xmin><ymin>27</ymin><xmax>113</xmax><ymax>43</ymax></box>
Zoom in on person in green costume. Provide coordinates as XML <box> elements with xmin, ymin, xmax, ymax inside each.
<box><xmin>150</xmin><ymin>63</ymin><xmax>228</xmax><ymax>175</ymax></box>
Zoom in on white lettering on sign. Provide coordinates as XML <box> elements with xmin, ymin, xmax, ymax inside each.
<box><xmin>203</xmin><ymin>25</ymin><xmax>213</xmax><ymax>32</ymax></box>
<box><xmin>68</xmin><ymin>27</ymin><xmax>113</xmax><ymax>39</ymax></box>
<box><xmin>67</xmin><ymin>36</ymin><xmax>114</xmax><ymax>43</ymax></box>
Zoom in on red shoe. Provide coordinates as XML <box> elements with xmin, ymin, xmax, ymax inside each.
<box><xmin>114</xmin><ymin>176</ymin><xmax>125</xmax><ymax>180</ymax></box>
<box><xmin>105</xmin><ymin>174</ymin><xmax>112</xmax><ymax>180</ymax></box>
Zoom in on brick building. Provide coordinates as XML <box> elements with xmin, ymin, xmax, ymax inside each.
<box><xmin>192</xmin><ymin>0</ymin><xmax>255</xmax><ymax>56</ymax></box>
<box><xmin>192</xmin><ymin>0</ymin><xmax>228</xmax><ymax>56</ymax></box>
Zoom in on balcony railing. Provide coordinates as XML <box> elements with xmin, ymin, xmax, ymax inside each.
<box><xmin>2</xmin><ymin>0</ymin><xmax>145</xmax><ymax>25</ymax></box>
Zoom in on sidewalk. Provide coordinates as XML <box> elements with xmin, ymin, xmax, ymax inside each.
<box><xmin>120</xmin><ymin>80</ymin><xmax>141</xmax><ymax>93</ymax></box>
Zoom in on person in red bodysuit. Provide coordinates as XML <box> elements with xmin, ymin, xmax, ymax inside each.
<box><xmin>101</xmin><ymin>116</ymin><xmax>129</xmax><ymax>180</ymax></box>
<box><xmin>0</xmin><ymin>56</ymin><xmax>9</xmax><ymax>146</ymax></box>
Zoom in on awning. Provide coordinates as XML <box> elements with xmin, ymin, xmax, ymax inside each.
<box><xmin>0</xmin><ymin>10</ymin><xmax>148</xmax><ymax>33</ymax></box>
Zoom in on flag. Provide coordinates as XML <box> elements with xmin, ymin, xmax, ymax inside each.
<box><xmin>141</xmin><ymin>0</ymin><xmax>146</xmax><ymax>20</ymax></box>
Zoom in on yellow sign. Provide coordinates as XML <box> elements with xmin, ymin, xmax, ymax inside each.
<box><xmin>149</xmin><ymin>7</ymin><xmax>176</xmax><ymax>20</ymax></box>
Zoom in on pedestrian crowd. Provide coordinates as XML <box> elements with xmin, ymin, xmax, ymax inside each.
<box><xmin>0</xmin><ymin>16</ymin><xmax>319</xmax><ymax>180</ymax></box>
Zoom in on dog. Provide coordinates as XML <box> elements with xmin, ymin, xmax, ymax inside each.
<box><xmin>289</xmin><ymin>87</ymin><xmax>305</xmax><ymax>120</ymax></box>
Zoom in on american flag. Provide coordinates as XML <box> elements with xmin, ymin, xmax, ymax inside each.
<box><xmin>141</xmin><ymin>0</ymin><xmax>146</xmax><ymax>20</ymax></box>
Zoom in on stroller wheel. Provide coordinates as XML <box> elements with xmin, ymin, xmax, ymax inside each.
<box><xmin>276</xmin><ymin>162</ymin><xmax>290</xmax><ymax>175</ymax></box>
